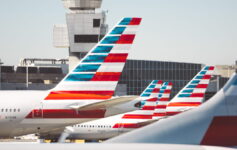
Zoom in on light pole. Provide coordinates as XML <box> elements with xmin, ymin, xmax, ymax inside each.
<box><xmin>0</xmin><ymin>59</ymin><xmax>3</xmax><ymax>90</ymax></box>
<box><xmin>26</xmin><ymin>62</ymin><xmax>29</xmax><ymax>89</ymax></box>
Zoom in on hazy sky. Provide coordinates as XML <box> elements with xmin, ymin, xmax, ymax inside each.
<box><xmin>0</xmin><ymin>0</ymin><xmax>236</xmax><ymax>65</ymax></box>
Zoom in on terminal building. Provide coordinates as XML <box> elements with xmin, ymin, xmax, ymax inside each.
<box><xmin>0</xmin><ymin>58</ymin><xmax>231</xmax><ymax>101</ymax></box>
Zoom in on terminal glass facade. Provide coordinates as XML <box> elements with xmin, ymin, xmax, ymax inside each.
<box><xmin>118</xmin><ymin>59</ymin><xmax>203</xmax><ymax>98</ymax></box>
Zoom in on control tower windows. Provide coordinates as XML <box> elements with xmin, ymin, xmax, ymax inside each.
<box><xmin>74</xmin><ymin>35</ymin><xmax>103</xmax><ymax>43</ymax></box>
<box><xmin>93</xmin><ymin>19</ymin><xmax>101</xmax><ymax>28</ymax></box>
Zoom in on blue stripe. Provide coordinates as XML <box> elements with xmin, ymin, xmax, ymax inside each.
<box><xmin>73</xmin><ymin>64</ymin><xmax>100</xmax><ymax>72</ymax></box>
<box><xmin>145</xmin><ymin>89</ymin><xmax>153</xmax><ymax>93</ymax></box>
<box><xmin>149</xmin><ymin>85</ymin><xmax>156</xmax><ymax>88</ymax></box>
<box><xmin>65</xmin><ymin>74</ymin><xmax>94</xmax><ymax>81</ymax></box>
<box><xmin>119</xmin><ymin>18</ymin><xmax>132</xmax><ymax>25</ymax></box>
<box><xmin>181</xmin><ymin>89</ymin><xmax>194</xmax><ymax>93</ymax></box>
<box><xmin>101</xmin><ymin>36</ymin><xmax>120</xmax><ymax>44</ymax></box>
<box><xmin>92</xmin><ymin>46</ymin><xmax>113</xmax><ymax>53</ymax></box>
<box><xmin>178</xmin><ymin>94</ymin><xmax>191</xmax><ymax>98</ymax></box>
<box><xmin>161</xmin><ymin>86</ymin><xmax>167</xmax><ymax>90</ymax></box>
<box><xmin>204</xmin><ymin>66</ymin><xmax>210</xmax><ymax>70</ymax></box>
<box><xmin>199</xmin><ymin>71</ymin><xmax>207</xmax><ymax>75</ymax></box>
<box><xmin>141</xmin><ymin>93</ymin><xmax>150</xmax><ymax>97</ymax></box>
<box><xmin>110</xmin><ymin>27</ymin><xmax>126</xmax><ymax>34</ymax></box>
<box><xmin>152</xmin><ymin>80</ymin><xmax>159</xmax><ymax>84</ymax></box>
<box><xmin>191</xmin><ymin>80</ymin><xmax>200</xmax><ymax>84</ymax></box>
<box><xmin>163</xmin><ymin>82</ymin><xmax>169</xmax><ymax>85</ymax></box>
<box><xmin>82</xmin><ymin>55</ymin><xmax>107</xmax><ymax>63</ymax></box>
<box><xmin>195</xmin><ymin>76</ymin><xmax>203</xmax><ymax>79</ymax></box>
<box><xmin>186</xmin><ymin>85</ymin><xmax>197</xmax><ymax>88</ymax></box>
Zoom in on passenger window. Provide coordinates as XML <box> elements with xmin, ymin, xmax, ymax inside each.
<box><xmin>5</xmin><ymin>109</ymin><xmax>8</xmax><ymax>112</ymax></box>
<box><xmin>18</xmin><ymin>109</ymin><xmax>20</xmax><ymax>112</ymax></box>
<box><xmin>1</xmin><ymin>109</ymin><xmax>3</xmax><ymax>112</ymax></box>
<box><xmin>9</xmin><ymin>109</ymin><xmax>12</xmax><ymax>112</ymax></box>
<box><xmin>13</xmin><ymin>109</ymin><xmax>16</xmax><ymax>112</ymax></box>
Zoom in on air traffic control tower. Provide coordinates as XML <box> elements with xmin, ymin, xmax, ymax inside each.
<box><xmin>53</xmin><ymin>0</ymin><xmax>108</xmax><ymax>70</ymax></box>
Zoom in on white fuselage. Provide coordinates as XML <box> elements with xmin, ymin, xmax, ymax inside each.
<box><xmin>65</xmin><ymin>114</ymin><xmax>133</xmax><ymax>140</ymax></box>
<box><xmin>0</xmin><ymin>91</ymin><xmax>104</xmax><ymax>138</ymax></box>
<box><xmin>0</xmin><ymin>91</ymin><xmax>140</xmax><ymax>138</ymax></box>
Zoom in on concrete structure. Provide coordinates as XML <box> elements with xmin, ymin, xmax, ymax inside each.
<box><xmin>54</xmin><ymin>0</ymin><xmax>108</xmax><ymax>71</ymax></box>
<box><xmin>215</xmin><ymin>65</ymin><xmax>237</xmax><ymax>78</ymax></box>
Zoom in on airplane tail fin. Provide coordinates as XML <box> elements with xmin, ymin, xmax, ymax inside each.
<box><xmin>153</xmin><ymin>82</ymin><xmax>173</xmax><ymax>119</ymax></box>
<box><xmin>166</xmin><ymin>66</ymin><xmax>215</xmax><ymax>116</ymax></box>
<box><xmin>140</xmin><ymin>80</ymin><xmax>163</xmax><ymax>98</ymax></box>
<box><xmin>139</xmin><ymin>80</ymin><xmax>163</xmax><ymax>108</ymax></box>
<box><xmin>44</xmin><ymin>18</ymin><xmax>142</xmax><ymax>101</ymax></box>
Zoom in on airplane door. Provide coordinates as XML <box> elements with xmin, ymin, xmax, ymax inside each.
<box><xmin>33</xmin><ymin>102</ymin><xmax>43</xmax><ymax>118</ymax></box>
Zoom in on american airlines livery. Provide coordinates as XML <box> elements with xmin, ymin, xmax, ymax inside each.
<box><xmin>58</xmin><ymin>81</ymin><xmax>171</xmax><ymax>142</ymax></box>
<box><xmin>166</xmin><ymin>66</ymin><xmax>215</xmax><ymax>116</ymax></box>
<box><xmin>153</xmin><ymin>82</ymin><xmax>173</xmax><ymax>120</ymax></box>
<box><xmin>107</xmin><ymin>71</ymin><xmax>237</xmax><ymax>147</ymax></box>
<box><xmin>0</xmin><ymin>17</ymin><xmax>142</xmax><ymax>138</ymax></box>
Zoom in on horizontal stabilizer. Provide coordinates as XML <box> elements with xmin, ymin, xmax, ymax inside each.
<box><xmin>77</xmin><ymin>96</ymin><xmax>139</xmax><ymax>111</ymax></box>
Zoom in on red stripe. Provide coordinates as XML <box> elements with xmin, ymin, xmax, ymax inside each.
<box><xmin>158</xmin><ymin>81</ymin><xmax>163</xmax><ymax>84</ymax></box>
<box><xmin>25</xmin><ymin>109</ymin><xmax>106</xmax><ymax>119</ymax></box>
<box><xmin>209</xmin><ymin>66</ymin><xmax>215</xmax><ymax>70</ymax></box>
<box><xmin>104</xmin><ymin>53</ymin><xmax>128</xmax><ymax>62</ymax></box>
<box><xmin>196</xmin><ymin>84</ymin><xmax>208</xmax><ymax>88</ymax></box>
<box><xmin>116</xmin><ymin>34</ymin><xmax>135</xmax><ymax>44</ymax></box>
<box><xmin>142</xmin><ymin>106</ymin><xmax>156</xmax><ymax>110</ymax></box>
<box><xmin>168</xmin><ymin>102</ymin><xmax>202</xmax><ymax>107</ymax></box>
<box><xmin>45</xmin><ymin>91</ymin><xmax>114</xmax><ymax>100</ymax></box>
<box><xmin>152</xmin><ymin>88</ymin><xmax>160</xmax><ymax>93</ymax></box>
<box><xmin>153</xmin><ymin>113</ymin><xmax>166</xmax><ymax>117</ymax></box>
<box><xmin>91</xmin><ymin>72</ymin><xmax>121</xmax><ymax>81</ymax></box>
<box><xmin>159</xmin><ymin>98</ymin><xmax>170</xmax><ymax>101</ymax></box>
<box><xmin>156</xmin><ymin>105</ymin><xmax>167</xmax><ymax>109</ymax></box>
<box><xmin>201</xmin><ymin>116</ymin><xmax>237</xmax><ymax>146</ymax></box>
<box><xmin>129</xmin><ymin>18</ymin><xmax>142</xmax><ymax>25</ymax></box>
<box><xmin>122</xmin><ymin>114</ymin><xmax>152</xmax><ymax>119</ymax></box>
<box><xmin>146</xmin><ymin>97</ymin><xmax>158</xmax><ymax>102</ymax></box>
<box><xmin>202</xmin><ymin>75</ymin><xmax>211</xmax><ymax>79</ymax></box>
<box><xmin>113</xmin><ymin>123</ymin><xmax>140</xmax><ymax>128</ymax></box>
<box><xmin>190</xmin><ymin>93</ymin><xmax>205</xmax><ymax>97</ymax></box>
<box><xmin>166</xmin><ymin>111</ymin><xmax>181</xmax><ymax>116</ymax></box>
<box><xmin>162</xmin><ymin>89</ymin><xmax>171</xmax><ymax>94</ymax></box>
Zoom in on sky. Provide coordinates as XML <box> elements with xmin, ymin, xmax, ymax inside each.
<box><xmin>0</xmin><ymin>0</ymin><xmax>236</xmax><ymax>66</ymax></box>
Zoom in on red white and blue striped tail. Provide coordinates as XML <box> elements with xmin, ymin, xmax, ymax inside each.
<box><xmin>153</xmin><ymin>82</ymin><xmax>173</xmax><ymax>120</ymax></box>
<box><xmin>140</xmin><ymin>80</ymin><xmax>163</xmax><ymax>98</ymax></box>
<box><xmin>139</xmin><ymin>80</ymin><xmax>163</xmax><ymax>109</ymax></box>
<box><xmin>113</xmin><ymin>97</ymin><xmax>158</xmax><ymax>129</ymax></box>
<box><xmin>166</xmin><ymin>66</ymin><xmax>215</xmax><ymax>116</ymax></box>
<box><xmin>44</xmin><ymin>17</ymin><xmax>142</xmax><ymax>101</ymax></box>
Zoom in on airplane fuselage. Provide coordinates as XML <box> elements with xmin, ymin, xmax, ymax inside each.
<box><xmin>0</xmin><ymin>91</ymin><xmax>106</xmax><ymax>138</ymax></box>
